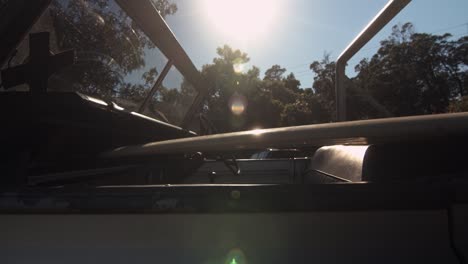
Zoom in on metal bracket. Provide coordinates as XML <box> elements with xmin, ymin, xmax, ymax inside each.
<box><xmin>137</xmin><ymin>60</ymin><xmax>173</xmax><ymax>113</ymax></box>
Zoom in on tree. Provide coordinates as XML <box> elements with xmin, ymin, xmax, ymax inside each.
<box><xmin>284</xmin><ymin>72</ymin><xmax>301</xmax><ymax>92</ymax></box>
<box><xmin>195</xmin><ymin>22</ymin><xmax>467</xmax><ymax>131</ymax></box>
<box><xmin>196</xmin><ymin>46</ymin><xmax>332</xmax><ymax>132</ymax></box>
<box><xmin>309</xmin><ymin>53</ymin><xmax>336</xmax><ymax>121</ymax></box>
<box><xmin>152</xmin><ymin>0</ymin><xmax>177</xmax><ymax>18</ymax></box>
<box><xmin>280</xmin><ymin>93</ymin><xmax>329</xmax><ymax>126</ymax></box>
<box><xmin>263</xmin><ymin>64</ymin><xmax>286</xmax><ymax>81</ymax></box>
<box><xmin>199</xmin><ymin>45</ymin><xmax>255</xmax><ymax>131</ymax></box>
<box><xmin>7</xmin><ymin>9</ymin><xmax>468</xmax><ymax>131</ymax></box>
<box><xmin>35</xmin><ymin>0</ymin><xmax>178</xmax><ymax>106</ymax></box>
<box><xmin>448</xmin><ymin>96</ymin><xmax>468</xmax><ymax>112</ymax></box>
<box><xmin>353</xmin><ymin>23</ymin><xmax>467</xmax><ymax>117</ymax></box>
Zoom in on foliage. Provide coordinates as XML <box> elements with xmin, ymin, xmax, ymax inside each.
<box><xmin>46</xmin><ymin>0</ymin><xmax>177</xmax><ymax>96</ymax></box>
<box><xmin>196</xmin><ymin>45</ymin><xmax>331</xmax><ymax>132</ymax></box>
<box><xmin>22</xmin><ymin>1</ymin><xmax>467</xmax><ymax>133</ymax></box>
<box><xmin>152</xmin><ymin>0</ymin><xmax>178</xmax><ymax>18</ymax></box>
<box><xmin>448</xmin><ymin>96</ymin><xmax>468</xmax><ymax>113</ymax></box>
<box><xmin>264</xmin><ymin>64</ymin><xmax>286</xmax><ymax>81</ymax></box>
<box><xmin>30</xmin><ymin>0</ymin><xmax>191</xmax><ymax>124</ymax></box>
<box><xmin>353</xmin><ymin>23</ymin><xmax>467</xmax><ymax>118</ymax></box>
<box><xmin>194</xmin><ymin>22</ymin><xmax>467</xmax><ymax>132</ymax></box>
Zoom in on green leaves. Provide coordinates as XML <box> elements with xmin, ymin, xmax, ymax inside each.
<box><xmin>354</xmin><ymin>22</ymin><xmax>467</xmax><ymax>118</ymax></box>
<box><xmin>198</xmin><ymin>22</ymin><xmax>467</xmax><ymax>131</ymax></box>
<box><xmin>198</xmin><ymin>45</ymin><xmax>331</xmax><ymax>132</ymax></box>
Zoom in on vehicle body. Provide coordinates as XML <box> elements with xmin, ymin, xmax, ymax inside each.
<box><xmin>250</xmin><ymin>148</ymin><xmax>304</xmax><ymax>159</ymax></box>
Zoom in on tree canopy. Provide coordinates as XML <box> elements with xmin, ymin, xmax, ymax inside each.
<box><xmin>192</xmin><ymin>22</ymin><xmax>467</xmax><ymax>133</ymax></box>
<box><xmin>197</xmin><ymin>45</ymin><xmax>331</xmax><ymax>132</ymax></box>
<box><xmin>21</xmin><ymin>0</ymin><xmax>185</xmax><ymax>123</ymax></box>
<box><xmin>7</xmin><ymin>0</ymin><xmax>466</xmax><ymax>133</ymax></box>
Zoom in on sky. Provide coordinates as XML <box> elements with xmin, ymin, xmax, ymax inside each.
<box><xmin>163</xmin><ymin>0</ymin><xmax>468</xmax><ymax>88</ymax></box>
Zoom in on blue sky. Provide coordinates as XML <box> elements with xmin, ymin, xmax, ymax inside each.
<box><xmin>164</xmin><ymin>0</ymin><xmax>468</xmax><ymax>88</ymax></box>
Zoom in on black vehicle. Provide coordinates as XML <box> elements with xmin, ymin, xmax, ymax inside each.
<box><xmin>1</xmin><ymin>1</ymin><xmax>468</xmax><ymax>264</ymax></box>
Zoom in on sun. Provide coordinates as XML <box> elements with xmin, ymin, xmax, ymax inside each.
<box><xmin>201</xmin><ymin>0</ymin><xmax>280</xmax><ymax>41</ymax></box>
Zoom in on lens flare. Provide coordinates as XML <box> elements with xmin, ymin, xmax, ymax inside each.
<box><xmin>231</xmin><ymin>102</ymin><xmax>245</xmax><ymax>115</ymax></box>
<box><xmin>229</xmin><ymin>93</ymin><xmax>248</xmax><ymax>115</ymax></box>
<box><xmin>225</xmin><ymin>248</ymin><xmax>247</xmax><ymax>264</ymax></box>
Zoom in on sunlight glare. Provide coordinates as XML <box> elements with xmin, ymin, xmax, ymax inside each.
<box><xmin>202</xmin><ymin>0</ymin><xmax>279</xmax><ymax>41</ymax></box>
<box><xmin>233</xmin><ymin>63</ymin><xmax>244</xmax><ymax>73</ymax></box>
<box><xmin>250</xmin><ymin>129</ymin><xmax>265</xmax><ymax>136</ymax></box>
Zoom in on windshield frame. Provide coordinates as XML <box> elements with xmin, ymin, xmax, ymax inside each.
<box><xmin>113</xmin><ymin>0</ymin><xmax>211</xmax><ymax>128</ymax></box>
<box><xmin>0</xmin><ymin>0</ymin><xmax>210</xmax><ymax>128</ymax></box>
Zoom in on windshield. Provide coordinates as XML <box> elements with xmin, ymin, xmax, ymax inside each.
<box><xmin>0</xmin><ymin>0</ymin><xmax>197</xmax><ymax>126</ymax></box>
<box><xmin>2</xmin><ymin>0</ymin><xmax>467</xmax><ymax>130</ymax></box>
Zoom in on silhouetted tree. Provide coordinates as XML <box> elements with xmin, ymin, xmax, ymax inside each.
<box><xmin>264</xmin><ymin>64</ymin><xmax>286</xmax><ymax>81</ymax></box>
<box><xmin>354</xmin><ymin>23</ymin><xmax>467</xmax><ymax>117</ymax></box>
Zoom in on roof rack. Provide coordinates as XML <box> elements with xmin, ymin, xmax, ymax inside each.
<box><xmin>335</xmin><ymin>0</ymin><xmax>411</xmax><ymax>121</ymax></box>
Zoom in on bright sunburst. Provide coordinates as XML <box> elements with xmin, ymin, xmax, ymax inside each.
<box><xmin>202</xmin><ymin>0</ymin><xmax>280</xmax><ymax>41</ymax></box>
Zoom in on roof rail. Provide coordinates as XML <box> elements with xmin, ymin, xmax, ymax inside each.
<box><xmin>335</xmin><ymin>0</ymin><xmax>411</xmax><ymax>121</ymax></box>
